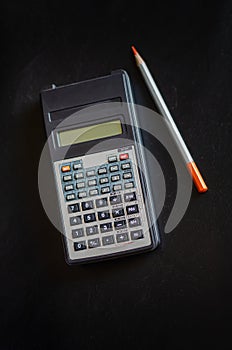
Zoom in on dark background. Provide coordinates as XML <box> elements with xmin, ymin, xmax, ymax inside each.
<box><xmin>1</xmin><ymin>1</ymin><xmax>232</xmax><ymax>349</ymax></box>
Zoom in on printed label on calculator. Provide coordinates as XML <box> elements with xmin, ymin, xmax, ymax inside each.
<box><xmin>54</xmin><ymin>146</ymin><xmax>152</xmax><ymax>261</ymax></box>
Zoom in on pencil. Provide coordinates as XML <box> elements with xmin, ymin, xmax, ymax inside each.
<box><xmin>131</xmin><ymin>45</ymin><xmax>208</xmax><ymax>193</ymax></box>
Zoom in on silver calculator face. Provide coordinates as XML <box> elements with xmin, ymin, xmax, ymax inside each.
<box><xmin>54</xmin><ymin>145</ymin><xmax>152</xmax><ymax>262</ymax></box>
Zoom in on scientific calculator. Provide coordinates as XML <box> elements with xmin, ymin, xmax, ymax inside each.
<box><xmin>40</xmin><ymin>70</ymin><xmax>160</xmax><ymax>264</ymax></box>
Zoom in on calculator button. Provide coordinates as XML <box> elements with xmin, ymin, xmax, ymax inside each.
<box><xmin>78</xmin><ymin>191</ymin><xmax>87</xmax><ymax>199</ymax></box>
<box><xmin>131</xmin><ymin>229</ymin><xmax>144</xmax><ymax>240</ymax></box>
<box><xmin>113</xmin><ymin>184</ymin><xmax>122</xmax><ymax>191</ymax></box>
<box><xmin>112</xmin><ymin>208</ymin><xmax>125</xmax><ymax>218</ymax></box>
<box><xmin>66</xmin><ymin>193</ymin><xmax>76</xmax><ymax>201</ymax></box>
<box><xmin>70</xmin><ymin>216</ymin><xmax>82</xmax><ymax>226</ymax></box>
<box><xmin>111</xmin><ymin>174</ymin><xmax>121</xmax><ymax>182</ymax></box>
<box><xmin>114</xmin><ymin>220</ymin><xmax>127</xmax><ymax>230</ymax></box>
<box><xmin>73</xmin><ymin>163</ymin><xmax>82</xmax><ymax>170</ymax></box>
<box><xmin>64</xmin><ymin>184</ymin><xmax>74</xmax><ymax>191</ymax></box>
<box><xmin>102</xmin><ymin>235</ymin><xmax>115</xmax><ymax>246</ymax></box>
<box><xmin>110</xmin><ymin>195</ymin><xmax>122</xmax><ymax>205</ymax></box>
<box><xmin>74</xmin><ymin>172</ymin><xmax>84</xmax><ymax>180</ymax></box>
<box><xmin>121</xmin><ymin>162</ymin><xmax>131</xmax><ymax>170</ymax></box>
<box><xmin>109</xmin><ymin>165</ymin><xmax>119</xmax><ymax>172</ymax></box>
<box><xmin>81</xmin><ymin>200</ymin><xmax>94</xmax><ymax>211</ymax></box>
<box><xmin>116</xmin><ymin>232</ymin><xmax>129</xmax><ymax>243</ymax></box>
<box><xmin>89</xmin><ymin>189</ymin><xmax>99</xmax><ymax>196</ymax></box>
<box><xmin>96</xmin><ymin>198</ymin><xmax>108</xmax><ymax>208</ymax></box>
<box><xmin>76</xmin><ymin>182</ymin><xmax>85</xmax><ymax>189</ymax></box>
<box><xmin>101</xmin><ymin>186</ymin><xmax>110</xmax><ymax>194</ymax></box>
<box><xmin>99</xmin><ymin>177</ymin><xmax>109</xmax><ymax>184</ymax></box>
<box><xmin>61</xmin><ymin>165</ymin><xmax>71</xmax><ymax>172</ymax></box>
<box><xmin>88</xmin><ymin>179</ymin><xmax>97</xmax><ymax>187</ymax></box>
<box><xmin>124</xmin><ymin>192</ymin><xmax>137</xmax><ymax>202</ymax></box>
<box><xmin>98</xmin><ymin>167</ymin><xmax>107</xmax><ymax>175</ymax></box>
<box><xmin>128</xmin><ymin>217</ymin><xmax>141</xmax><ymax>227</ymax></box>
<box><xmin>126</xmin><ymin>204</ymin><xmax>139</xmax><ymax>215</ymax></box>
<box><xmin>86</xmin><ymin>225</ymin><xmax>99</xmax><ymax>236</ymax></box>
<box><xmin>98</xmin><ymin>210</ymin><xmax>110</xmax><ymax>220</ymax></box>
<box><xmin>63</xmin><ymin>175</ymin><xmax>72</xmax><ymax>182</ymax></box>
<box><xmin>124</xmin><ymin>181</ymin><xmax>134</xmax><ymax>189</ymax></box>
<box><xmin>74</xmin><ymin>241</ymin><xmax>86</xmax><ymax>251</ymax></box>
<box><xmin>68</xmin><ymin>203</ymin><xmax>80</xmax><ymax>213</ymax></box>
<box><xmin>108</xmin><ymin>155</ymin><xmax>117</xmax><ymax>163</ymax></box>
<box><xmin>86</xmin><ymin>169</ymin><xmax>95</xmax><ymax>177</ymax></box>
<box><xmin>84</xmin><ymin>213</ymin><xmax>96</xmax><ymax>223</ymax></box>
<box><xmin>88</xmin><ymin>238</ymin><xmax>100</xmax><ymax>248</ymax></box>
<box><xmin>100</xmin><ymin>222</ymin><xmax>113</xmax><ymax>233</ymax></box>
<box><xmin>123</xmin><ymin>172</ymin><xmax>132</xmax><ymax>179</ymax></box>
<box><xmin>119</xmin><ymin>153</ymin><xmax>129</xmax><ymax>161</ymax></box>
<box><xmin>72</xmin><ymin>228</ymin><xmax>84</xmax><ymax>239</ymax></box>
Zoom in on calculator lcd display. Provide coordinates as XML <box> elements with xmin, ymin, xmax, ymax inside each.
<box><xmin>58</xmin><ymin>120</ymin><xmax>122</xmax><ymax>147</ymax></box>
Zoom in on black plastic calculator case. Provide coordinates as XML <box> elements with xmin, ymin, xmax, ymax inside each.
<box><xmin>40</xmin><ymin>70</ymin><xmax>160</xmax><ymax>264</ymax></box>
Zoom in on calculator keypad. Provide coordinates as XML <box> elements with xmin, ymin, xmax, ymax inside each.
<box><xmin>55</xmin><ymin>146</ymin><xmax>151</xmax><ymax>261</ymax></box>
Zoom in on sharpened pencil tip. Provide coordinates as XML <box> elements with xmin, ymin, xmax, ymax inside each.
<box><xmin>131</xmin><ymin>46</ymin><xmax>138</xmax><ymax>56</ymax></box>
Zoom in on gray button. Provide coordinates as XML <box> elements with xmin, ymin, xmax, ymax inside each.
<box><xmin>129</xmin><ymin>217</ymin><xmax>141</xmax><ymax>227</ymax></box>
<box><xmin>116</xmin><ymin>232</ymin><xmax>129</xmax><ymax>243</ymax></box>
<box><xmin>110</xmin><ymin>195</ymin><xmax>122</xmax><ymax>205</ymax></box>
<box><xmin>72</xmin><ymin>228</ymin><xmax>84</xmax><ymax>238</ymax></box>
<box><xmin>88</xmin><ymin>238</ymin><xmax>100</xmax><ymax>248</ymax></box>
<box><xmin>100</xmin><ymin>222</ymin><xmax>112</xmax><ymax>233</ymax></box>
<box><xmin>114</xmin><ymin>220</ymin><xmax>127</xmax><ymax>230</ymax></box>
<box><xmin>131</xmin><ymin>229</ymin><xmax>144</xmax><ymax>240</ymax></box>
<box><xmin>70</xmin><ymin>215</ymin><xmax>82</xmax><ymax>226</ymax></box>
<box><xmin>86</xmin><ymin>225</ymin><xmax>99</xmax><ymax>235</ymax></box>
<box><xmin>124</xmin><ymin>192</ymin><xmax>136</xmax><ymax>202</ymax></box>
<box><xmin>102</xmin><ymin>235</ymin><xmax>115</xmax><ymax>246</ymax></box>
<box><xmin>96</xmin><ymin>197</ymin><xmax>108</xmax><ymax>208</ymax></box>
<box><xmin>68</xmin><ymin>203</ymin><xmax>80</xmax><ymax>213</ymax></box>
<box><xmin>112</xmin><ymin>207</ymin><xmax>125</xmax><ymax>218</ymax></box>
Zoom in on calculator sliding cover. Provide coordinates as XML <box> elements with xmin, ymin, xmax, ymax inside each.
<box><xmin>40</xmin><ymin>70</ymin><xmax>160</xmax><ymax>264</ymax></box>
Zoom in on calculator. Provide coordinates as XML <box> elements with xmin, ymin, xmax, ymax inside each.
<box><xmin>40</xmin><ymin>70</ymin><xmax>160</xmax><ymax>264</ymax></box>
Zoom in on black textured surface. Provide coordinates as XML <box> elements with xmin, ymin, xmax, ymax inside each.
<box><xmin>1</xmin><ymin>1</ymin><xmax>232</xmax><ymax>349</ymax></box>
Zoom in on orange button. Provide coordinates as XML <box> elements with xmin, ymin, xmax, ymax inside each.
<box><xmin>119</xmin><ymin>153</ymin><xmax>129</xmax><ymax>161</ymax></box>
<box><xmin>61</xmin><ymin>165</ymin><xmax>71</xmax><ymax>172</ymax></box>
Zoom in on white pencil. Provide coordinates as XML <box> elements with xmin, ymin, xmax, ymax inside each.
<box><xmin>131</xmin><ymin>46</ymin><xmax>208</xmax><ymax>193</ymax></box>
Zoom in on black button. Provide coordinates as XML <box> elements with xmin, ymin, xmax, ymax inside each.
<box><xmin>88</xmin><ymin>238</ymin><xmax>100</xmax><ymax>248</ymax></box>
<box><xmin>108</xmin><ymin>155</ymin><xmax>117</xmax><ymax>163</ymax></box>
<box><xmin>111</xmin><ymin>174</ymin><xmax>121</xmax><ymax>182</ymax></box>
<box><xmin>121</xmin><ymin>162</ymin><xmax>131</xmax><ymax>170</ymax></box>
<box><xmin>74</xmin><ymin>241</ymin><xmax>86</xmax><ymax>251</ymax></box>
<box><xmin>116</xmin><ymin>232</ymin><xmax>129</xmax><ymax>243</ymax></box>
<box><xmin>81</xmin><ymin>200</ymin><xmax>94</xmax><ymax>211</ymax></box>
<box><xmin>112</xmin><ymin>207</ymin><xmax>125</xmax><ymax>218</ymax></box>
<box><xmin>101</xmin><ymin>186</ymin><xmax>110</xmax><ymax>194</ymax></box>
<box><xmin>66</xmin><ymin>194</ymin><xmax>76</xmax><ymax>201</ymax></box>
<box><xmin>83</xmin><ymin>213</ymin><xmax>96</xmax><ymax>223</ymax></box>
<box><xmin>96</xmin><ymin>197</ymin><xmax>108</xmax><ymax>208</ymax></box>
<box><xmin>64</xmin><ymin>184</ymin><xmax>74</xmax><ymax>191</ymax></box>
<box><xmin>123</xmin><ymin>172</ymin><xmax>132</xmax><ymax>179</ymax></box>
<box><xmin>124</xmin><ymin>181</ymin><xmax>134</xmax><ymax>189</ymax></box>
<box><xmin>110</xmin><ymin>194</ymin><xmax>122</xmax><ymax>205</ymax></box>
<box><xmin>86</xmin><ymin>225</ymin><xmax>99</xmax><ymax>236</ymax></box>
<box><xmin>70</xmin><ymin>216</ymin><xmax>82</xmax><ymax>226</ymax></box>
<box><xmin>100</xmin><ymin>222</ymin><xmax>112</xmax><ymax>233</ymax></box>
<box><xmin>114</xmin><ymin>220</ymin><xmax>127</xmax><ymax>230</ymax></box>
<box><xmin>68</xmin><ymin>203</ymin><xmax>80</xmax><ymax>213</ymax></box>
<box><xmin>73</xmin><ymin>162</ymin><xmax>82</xmax><ymax>170</ymax></box>
<box><xmin>99</xmin><ymin>177</ymin><xmax>109</xmax><ymax>184</ymax></box>
<box><xmin>98</xmin><ymin>210</ymin><xmax>110</xmax><ymax>220</ymax></box>
<box><xmin>131</xmin><ymin>229</ymin><xmax>144</xmax><ymax>240</ymax></box>
<box><xmin>86</xmin><ymin>169</ymin><xmax>95</xmax><ymax>177</ymax></box>
<box><xmin>124</xmin><ymin>192</ymin><xmax>137</xmax><ymax>202</ymax></box>
<box><xmin>128</xmin><ymin>217</ymin><xmax>141</xmax><ymax>227</ymax></box>
<box><xmin>63</xmin><ymin>175</ymin><xmax>72</xmax><ymax>182</ymax></box>
<box><xmin>72</xmin><ymin>228</ymin><xmax>84</xmax><ymax>238</ymax></box>
<box><xmin>126</xmin><ymin>204</ymin><xmax>139</xmax><ymax>215</ymax></box>
<box><xmin>102</xmin><ymin>235</ymin><xmax>115</xmax><ymax>246</ymax></box>
<box><xmin>109</xmin><ymin>165</ymin><xmax>119</xmax><ymax>172</ymax></box>
<box><xmin>98</xmin><ymin>167</ymin><xmax>107</xmax><ymax>175</ymax></box>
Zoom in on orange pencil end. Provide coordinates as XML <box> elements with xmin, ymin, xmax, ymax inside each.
<box><xmin>131</xmin><ymin>45</ymin><xmax>138</xmax><ymax>56</ymax></box>
<box><xmin>187</xmin><ymin>161</ymin><xmax>208</xmax><ymax>193</ymax></box>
